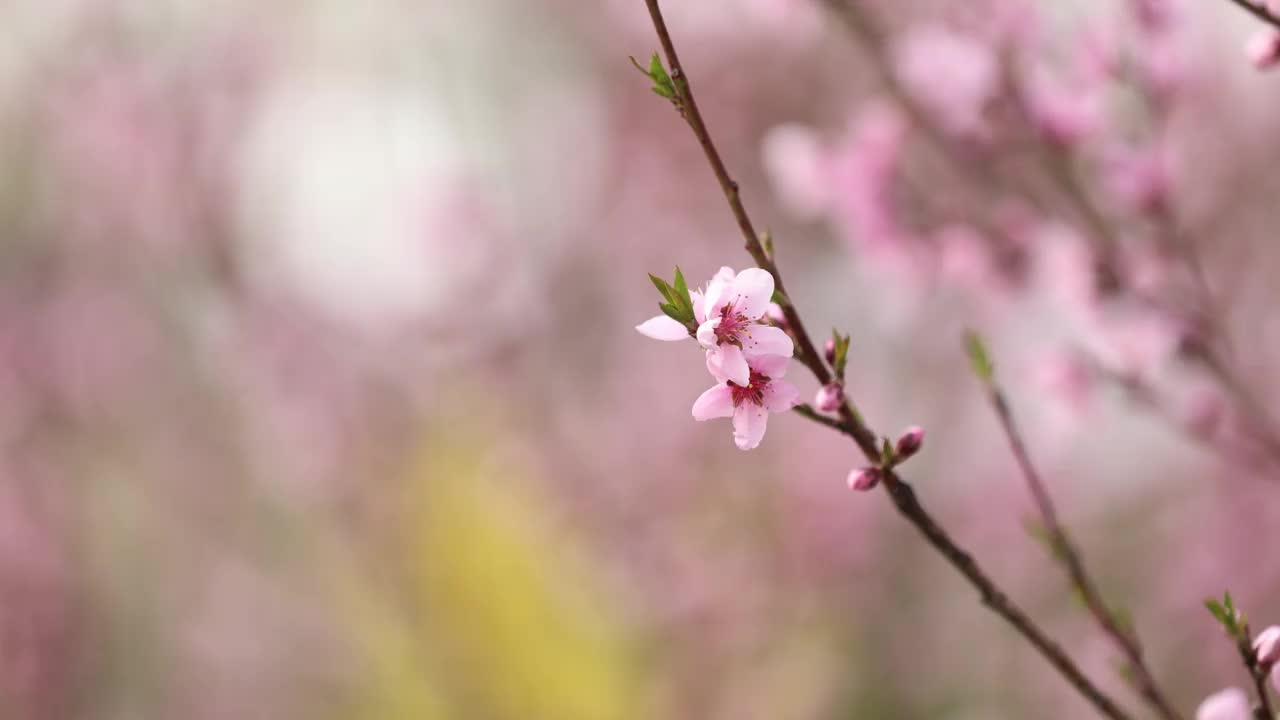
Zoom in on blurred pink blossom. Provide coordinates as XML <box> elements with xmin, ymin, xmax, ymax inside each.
<box><xmin>1246</xmin><ymin>28</ymin><xmax>1280</xmax><ymax>70</ymax></box>
<box><xmin>761</xmin><ymin>124</ymin><xmax>831</xmax><ymax>219</ymax></box>
<box><xmin>893</xmin><ymin>25</ymin><xmax>997</xmax><ymax>138</ymax></box>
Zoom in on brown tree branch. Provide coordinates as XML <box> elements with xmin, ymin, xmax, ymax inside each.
<box><xmin>639</xmin><ymin>2</ymin><xmax>1135</xmax><ymax>717</ymax></box>
<box><xmin>977</xmin><ymin>369</ymin><xmax>1184</xmax><ymax>720</ymax></box>
<box><xmin>1224</xmin><ymin>0</ymin><xmax>1280</xmax><ymax>29</ymax></box>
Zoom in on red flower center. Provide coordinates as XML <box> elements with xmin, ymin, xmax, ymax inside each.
<box><xmin>713</xmin><ymin>302</ymin><xmax>748</xmax><ymax>346</ymax></box>
<box><xmin>728</xmin><ymin>370</ymin><xmax>770</xmax><ymax>407</ymax></box>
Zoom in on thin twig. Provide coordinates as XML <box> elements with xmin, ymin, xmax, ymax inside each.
<box><xmin>1238</xmin><ymin>624</ymin><xmax>1276</xmax><ymax>718</ymax></box>
<box><xmin>1224</xmin><ymin>0</ymin><xmax>1280</xmax><ymax>29</ymax></box>
<box><xmin>638</xmin><ymin>2</ymin><xmax>1135</xmax><ymax>717</ymax></box>
<box><xmin>978</xmin><ymin>371</ymin><xmax>1184</xmax><ymax>720</ymax></box>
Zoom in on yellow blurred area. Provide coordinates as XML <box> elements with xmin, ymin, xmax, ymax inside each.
<box><xmin>338</xmin><ymin>444</ymin><xmax>653</xmax><ymax>720</ymax></box>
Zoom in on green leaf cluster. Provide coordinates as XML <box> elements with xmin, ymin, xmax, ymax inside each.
<box><xmin>1205</xmin><ymin>591</ymin><xmax>1248</xmax><ymax>641</ymax></box>
<box><xmin>963</xmin><ymin>330</ymin><xmax>994</xmax><ymax>384</ymax></box>
<box><xmin>629</xmin><ymin>53</ymin><xmax>677</xmax><ymax>101</ymax></box>
<box><xmin>830</xmin><ymin>331</ymin><xmax>851</xmax><ymax>378</ymax></box>
<box><xmin>649</xmin><ymin>267</ymin><xmax>697</xmax><ymax>333</ymax></box>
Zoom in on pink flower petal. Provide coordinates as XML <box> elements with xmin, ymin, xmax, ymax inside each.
<box><xmin>708</xmin><ymin>344</ymin><xmax>751</xmax><ymax>386</ymax></box>
<box><xmin>762</xmin><ymin>379</ymin><xmax>799</xmax><ymax>412</ymax></box>
<box><xmin>732</xmin><ymin>403</ymin><xmax>770</xmax><ymax>450</ymax></box>
<box><xmin>1195</xmin><ymin>688</ymin><xmax>1251</xmax><ymax>720</ymax></box>
<box><xmin>750</xmin><ymin>353</ymin><xmax>790</xmax><ymax>379</ymax></box>
<box><xmin>740</xmin><ymin>324</ymin><xmax>794</xmax><ymax>358</ymax></box>
<box><xmin>696</xmin><ymin>317</ymin><xmax>721</xmax><ymax>348</ymax></box>
<box><xmin>636</xmin><ymin>315</ymin><xmax>690</xmax><ymax>341</ymax></box>
<box><xmin>702</xmin><ymin>266</ymin><xmax>736</xmax><ymax>318</ymax></box>
<box><xmin>692</xmin><ymin>384</ymin><xmax>735</xmax><ymax>421</ymax></box>
<box><xmin>726</xmin><ymin>268</ymin><xmax>775</xmax><ymax>320</ymax></box>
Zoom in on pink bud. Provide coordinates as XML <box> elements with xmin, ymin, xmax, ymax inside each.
<box><xmin>847</xmin><ymin>467</ymin><xmax>881</xmax><ymax>492</ymax></box>
<box><xmin>765</xmin><ymin>302</ymin><xmax>788</xmax><ymax>327</ymax></box>
<box><xmin>1246</xmin><ymin>29</ymin><xmax>1280</xmax><ymax>70</ymax></box>
<box><xmin>1255</xmin><ymin>626</ymin><xmax>1280</xmax><ymax>667</ymax></box>
<box><xmin>895</xmin><ymin>426</ymin><xmax>925</xmax><ymax>460</ymax></box>
<box><xmin>814</xmin><ymin>383</ymin><xmax>844</xmax><ymax>413</ymax></box>
<box><xmin>824</xmin><ymin>337</ymin><xmax>837</xmax><ymax>365</ymax></box>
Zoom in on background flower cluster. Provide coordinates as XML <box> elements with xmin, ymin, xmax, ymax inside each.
<box><xmin>3</xmin><ymin>0</ymin><xmax>1280</xmax><ymax>718</ymax></box>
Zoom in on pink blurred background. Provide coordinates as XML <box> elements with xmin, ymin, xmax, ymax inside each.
<box><xmin>3</xmin><ymin>0</ymin><xmax>1280</xmax><ymax>717</ymax></box>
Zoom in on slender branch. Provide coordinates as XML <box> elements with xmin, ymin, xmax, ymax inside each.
<box><xmin>793</xmin><ymin>404</ymin><xmax>848</xmax><ymax>434</ymax></box>
<box><xmin>1238</xmin><ymin>624</ymin><xmax>1276</xmax><ymax>718</ymax></box>
<box><xmin>639</xmin><ymin>2</ymin><xmax>1134</xmax><ymax>717</ymax></box>
<box><xmin>826</xmin><ymin>0</ymin><xmax>1280</xmax><ymax>478</ymax></box>
<box><xmin>978</xmin><ymin>373</ymin><xmax>1184</xmax><ymax>720</ymax></box>
<box><xmin>1224</xmin><ymin>0</ymin><xmax>1280</xmax><ymax>29</ymax></box>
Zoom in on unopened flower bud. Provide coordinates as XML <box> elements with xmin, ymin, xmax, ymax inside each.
<box><xmin>895</xmin><ymin>426</ymin><xmax>925</xmax><ymax>460</ymax></box>
<box><xmin>1247</xmin><ymin>28</ymin><xmax>1280</xmax><ymax>70</ymax></box>
<box><xmin>765</xmin><ymin>302</ymin><xmax>788</xmax><ymax>329</ymax></box>
<box><xmin>1254</xmin><ymin>626</ymin><xmax>1280</xmax><ymax>668</ymax></box>
<box><xmin>824</xmin><ymin>337</ymin><xmax>837</xmax><ymax>365</ymax></box>
<box><xmin>814</xmin><ymin>383</ymin><xmax>844</xmax><ymax>413</ymax></box>
<box><xmin>847</xmin><ymin>467</ymin><xmax>881</xmax><ymax>492</ymax></box>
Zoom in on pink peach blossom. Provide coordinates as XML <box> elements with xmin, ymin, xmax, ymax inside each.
<box><xmin>692</xmin><ymin>354</ymin><xmax>798</xmax><ymax>450</ymax></box>
<box><xmin>893</xmin><ymin>25</ymin><xmax>997</xmax><ymax>138</ymax></box>
<box><xmin>694</xmin><ymin>267</ymin><xmax>794</xmax><ymax>386</ymax></box>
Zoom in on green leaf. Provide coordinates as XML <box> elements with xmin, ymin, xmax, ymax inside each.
<box><xmin>831</xmin><ymin>332</ymin><xmax>851</xmax><ymax>378</ymax></box>
<box><xmin>770</xmin><ymin>289</ymin><xmax>789</xmax><ymax>306</ymax></box>
<box><xmin>963</xmin><ymin>330</ymin><xmax>994</xmax><ymax>383</ymax></box>
<box><xmin>659</xmin><ymin>302</ymin><xmax>684</xmax><ymax>324</ymax></box>
<box><xmin>648</xmin><ymin>53</ymin><xmax>671</xmax><ymax>87</ymax></box>
<box><xmin>1206</xmin><ymin>598</ymin><xmax>1230</xmax><ymax>626</ymax></box>
<box><xmin>630</xmin><ymin>53</ymin><xmax>677</xmax><ymax>101</ymax></box>
<box><xmin>673</xmin><ymin>267</ymin><xmax>689</xmax><ymax>299</ymax></box>
<box><xmin>646</xmin><ymin>53</ymin><xmax>676</xmax><ymax>100</ymax></box>
<box><xmin>1114</xmin><ymin>659</ymin><xmax>1138</xmax><ymax>689</ymax></box>
<box><xmin>761</xmin><ymin>230</ymin><xmax>774</xmax><ymax>258</ymax></box>
<box><xmin>649</xmin><ymin>274</ymin><xmax>674</xmax><ymax>304</ymax></box>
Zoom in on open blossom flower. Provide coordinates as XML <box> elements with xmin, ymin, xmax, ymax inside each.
<box><xmin>637</xmin><ymin>267</ymin><xmax>793</xmax><ymax>386</ymax></box>
<box><xmin>1195</xmin><ymin>687</ymin><xmax>1251</xmax><ymax>720</ymax></box>
<box><xmin>694</xmin><ymin>267</ymin><xmax>793</xmax><ymax>386</ymax></box>
<box><xmin>692</xmin><ymin>354</ymin><xmax>798</xmax><ymax>450</ymax></box>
